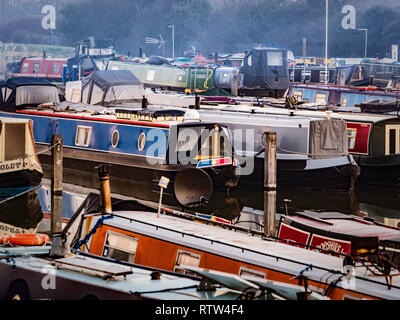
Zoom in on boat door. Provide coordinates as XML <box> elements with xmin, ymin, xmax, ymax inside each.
<box><xmin>385</xmin><ymin>125</ymin><xmax>400</xmax><ymax>155</ymax></box>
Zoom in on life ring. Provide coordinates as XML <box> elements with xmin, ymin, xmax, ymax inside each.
<box><xmin>3</xmin><ymin>234</ymin><xmax>50</xmax><ymax>246</ymax></box>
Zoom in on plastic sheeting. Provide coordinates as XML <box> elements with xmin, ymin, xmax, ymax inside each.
<box><xmin>309</xmin><ymin>119</ymin><xmax>348</xmax><ymax>159</ymax></box>
<box><xmin>81</xmin><ymin>70</ymin><xmax>144</xmax><ymax>106</ymax></box>
<box><xmin>0</xmin><ymin>77</ymin><xmax>59</xmax><ymax>111</ymax></box>
<box><xmin>15</xmin><ymin>85</ymin><xmax>60</xmax><ymax>106</ymax></box>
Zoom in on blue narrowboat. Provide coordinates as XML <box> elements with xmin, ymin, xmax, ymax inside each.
<box><xmin>0</xmin><ymin>77</ymin><xmax>239</xmax><ymax>209</ymax></box>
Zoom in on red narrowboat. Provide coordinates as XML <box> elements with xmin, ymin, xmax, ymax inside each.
<box><xmin>277</xmin><ymin>211</ymin><xmax>400</xmax><ymax>265</ymax></box>
<box><xmin>10</xmin><ymin>57</ymin><xmax>67</xmax><ymax>82</ymax></box>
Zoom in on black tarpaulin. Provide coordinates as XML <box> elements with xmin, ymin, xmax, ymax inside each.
<box><xmin>243</xmin><ymin>47</ymin><xmax>290</xmax><ymax>91</ymax></box>
<box><xmin>360</xmin><ymin>99</ymin><xmax>400</xmax><ymax>114</ymax></box>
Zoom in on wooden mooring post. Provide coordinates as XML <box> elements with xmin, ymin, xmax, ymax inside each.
<box><xmin>50</xmin><ymin>134</ymin><xmax>63</xmax><ymax>235</ymax></box>
<box><xmin>263</xmin><ymin>131</ymin><xmax>277</xmax><ymax>237</ymax></box>
<box><xmin>50</xmin><ymin>134</ymin><xmax>71</xmax><ymax>258</ymax></box>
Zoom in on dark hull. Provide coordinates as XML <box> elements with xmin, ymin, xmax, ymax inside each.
<box><xmin>0</xmin><ymin>187</ymin><xmax>43</xmax><ymax>230</ymax></box>
<box><xmin>354</xmin><ymin>154</ymin><xmax>400</xmax><ymax>187</ymax></box>
<box><xmin>0</xmin><ymin>169</ymin><xmax>42</xmax><ymax>189</ymax></box>
<box><xmin>239</xmin><ymin>158</ymin><xmax>354</xmax><ymax>190</ymax></box>
<box><xmin>37</xmin><ymin>149</ymin><xmax>233</xmax><ymax>209</ymax></box>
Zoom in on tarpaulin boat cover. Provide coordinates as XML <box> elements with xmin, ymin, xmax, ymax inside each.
<box><xmin>0</xmin><ymin>77</ymin><xmax>59</xmax><ymax>111</ymax></box>
<box><xmin>243</xmin><ymin>47</ymin><xmax>290</xmax><ymax>90</ymax></box>
<box><xmin>147</xmin><ymin>56</ymin><xmax>171</xmax><ymax>65</ymax></box>
<box><xmin>66</xmin><ymin>54</ymin><xmax>98</xmax><ymax>79</ymax></box>
<box><xmin>81</xmin><ymin>70</ymin><xmax>144</xmax><ymax>106</ymax></box>
<box><xmin>309</xmin><ymin>119</ymin><xmax>348</xmax><ymax>159</ymax></box>
<box><xmin>334</xmin><ymin>64</ymin><xmax>370</xmax><ymax>86</ymax></box>
<box><xmin>360</xmin><ymin>99</ymin><xmax>399</xmax><ymax>114</ymax></box>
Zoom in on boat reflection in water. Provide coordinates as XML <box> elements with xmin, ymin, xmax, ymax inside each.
<box><xmin>206</xmin><ymin>183</ymin><xmax>400</xmax><ymax>228</ymax></box>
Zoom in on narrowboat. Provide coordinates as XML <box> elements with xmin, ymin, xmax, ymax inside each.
<box><xmin>6</xmin><ymin>57</ymin><xmax>67</xmax><ymax>82</ymax></box>
<box><xmin>0</xmin><ymin>245</ymin><xmax>268</xmax><ymax>300</ymax></box>
<box><xmin>234</xmin><ymin>106</ymin><xmax>400</xmax><ymax>187</ymax></box>
<box><xmin>0</xmin><ymin>76</ymin><xmax>240</xmax><ymax>209</ymax></box>
<box><xmin>288</xmin><ymin>82</ymin><xmax>400</xmax><ymax>110</ymax></box>
<box><xmin>0</xmin><ymin>117</ymin><xmax>43</xmax><ymax>234</ymax></box>
<box><xmin>68</xmin><ymin>193</ymin><xmax>400</xmax><ymax>300</ymax></box>
<box><xmin>107</xmin><ymin>47</ymin><xmax>290</xmax><ymax>98</ymax></box>
<box><xmin>144</xmin><ymin>90</ymin><xmax>359</xmax><ymax>191</ymax></box>
<box><xmin>277</xmin><ymin>211</ymin><xmax>400</xmax><ymax>265</ymax></box>
<box><xmin>63</xmin><ymin>71</ymin><xmax>359</xmax><ymax>191</ymax></box>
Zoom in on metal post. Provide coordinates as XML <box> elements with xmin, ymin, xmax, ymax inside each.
<box><xmin>325</xmin><ymin>0</ymin><xmax>329</xmax><ymax>84</ymax></box>
<box><xmin>51</xmin><ymin>134</ymin><xmax>63</xmax><ymax>235</ymax></box>
<box><xmin>263</xmin><ymin>131</ymin><xmax>277</xmax><ymax>237</ymax></box>
<box><xmin>358</xmin><ymin>28</ymin><xmax>368</xmax><ymax>59</ymax></box>
<box><xmin>169</xmin><ymin>24</ymin><xmax>175</xmax><ymax>59</ymax></box>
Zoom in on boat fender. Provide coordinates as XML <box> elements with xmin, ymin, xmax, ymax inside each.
<box><xmin>6</xmin><ymin>234</ymin><xmax>50</xmax><ymax>246</ymax></box>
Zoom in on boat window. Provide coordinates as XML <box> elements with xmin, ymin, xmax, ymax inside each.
<box><xmin>22</xmin><ymin>63</ymin><xmax>29</xmax><ymax>73</ymax></box>
<box><xmin>44</xmin><ymin>63</ymin><xmax>48</xmax><ymax>73</ymax></box>
<box><xmin>385</xmin><ymin>125</ymin><xmax>400</xmax><ymax>155</ymax></box>
<box><xmin>338</xmin><ymin>70</ymin><xmax>347</xmax><ymax>86</ymax></box>
<box><xmin>220</xmin><ymin>72</ymin><xmax>230</xmax><ymax>85</ymax></box>
<box><xmin>351</xmin><ymin>66</ymin><xmax>362</xmax><ymax>82</ymax></box>
<box><xmin>319</xmin><ymin>71</ymin><xmax>329</xmax><ymax>83</ymax></box>
<box><xmin>267</xmin><ymin>51</ymin><xmax>283</xmax><ymax>67</ymax></box>
<box><xmin>315</xmin><ymin>93</ymin><xmax>327</xmax><ymax>105</ymax></box>
<box><xmin>174</xmin><ymin>250</ymin><xmax>201</xmax><ymax>276</ymax></box>
<box><xmin>198</xmin><ymin>126</ymin><xmax>231</xmax><ymax>159</ymax></box>
<box><xmin>33</xmin><ymin>63</ymin><xmax>40</xmax><ymax>73</ymax></box>
<box><xmin>53</xmin><ymin>63</ymin><xmax>60</xmax><ymax>74</ymax></box>
<box><xmin>176</xmin><ymin>127</ymin><xmax>202</xmax><ymax>152</ymax></box>
<box><xmin>347</xmin><ymin>129</ymin><xmax>357</xmax><ymax>150</ymax></box>
<box><xmin>102</xmin><ymin>232</ymin><xmax>138</xmax><ymax>264</ymax></box>
<box><xmin>389</xmin><ymin>129</ymin><xmax>396</xmax><ymax>154</ymax></box>
<box><xmin>247</xmin><ymin>54</ymin><xmax>252</xmax><ymax>67</ymax></box>
<box><xmin>111</xmin><ymin>130</ymin><xmax>119</xmax><ymax>148</ymax></box>
<box><xmin>4</xmin><ymin>123</ymin><xmax>26</xmax><ymax>161</ymax></box>
<box><xmin>239</xmin><ymin>267</ymin><xmax>266</xmax><ymax>279</ymax></box>
<box><xmin>146</xmin><ymin>70</ymin><xmax>155</xmax><ymax>81</ymax></box>
<box><xmin>293</xmin><ymin>90</ymin><xmax>303</xmax><ymax>100</ymax></box>
<box><xmin>75</xmin><ymin>126</ymin><xmax>92</xmax><ymax>147</ymax></box>
<box><xmin>138</xmin><ymin>132</ymin><xmax>146</xmax><ymax>151</ymax></box>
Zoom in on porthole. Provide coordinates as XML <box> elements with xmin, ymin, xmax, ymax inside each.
<box><xmin>138</xmin><ymin>132</ymin><xmax>146</xmax><ymax>151</ymax></box>
<box><xmin>111</xmin><ymin>130</ymin><xmax>119</xmax><ymax>148</ymax></box>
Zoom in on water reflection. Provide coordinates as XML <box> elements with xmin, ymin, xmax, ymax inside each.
<box><xmin>206</xmin><ymin>183</ymin><xmax>400</xmax><ymax>227</ymax></box>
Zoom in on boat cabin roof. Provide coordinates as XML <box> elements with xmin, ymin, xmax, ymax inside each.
<box><xmin>0</xmin><ymin>116</ymin><xmax>30</xmax><ymax>124</ymax></box>
<box><xmin>0</xmin><ymin>246</ymin><xmax>236</xmax><ymax>300</ymax></box>
<box><xmin>290</xmin><ymin>211</ymin><xmax>400</xmax><ymax>241</ymax></box>
<box><xmin>88</xmin><ymin>209</ymin><xmax>400</xmax><ymax>298</ymax></box>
